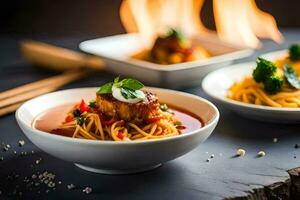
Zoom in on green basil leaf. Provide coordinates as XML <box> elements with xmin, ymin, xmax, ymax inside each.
<box><xmin>284</xmin><ymin>64</ymin><xmax>300</xmax><ymax>89</ymax></box>
<box><xmin>120</xmin><ymin>88</ymin><xmax>133</xmax><ymax>99</ymax></box>
<box><xmin>131</xmin><ymin>90</ymin><xmax>145</xmax><ymax>99</ymax></box>
<box><xmin>114</xmin><ymin>76</ymin><xmax>120</xmax><ymax>83</ymax></box>
<box><xmin>120</xmin><ymin>88</ymin><xmax>145</xmax><ymax>99</ymax></box>
<box><xmin>120</xmin><ymin>79</ymin><xmax>144</xmax><ymax>90</ymax></box>
<box><xmin>97</xmin><ymin>82</ymin><xmax>113</xmax><ymax>94</ymax></box>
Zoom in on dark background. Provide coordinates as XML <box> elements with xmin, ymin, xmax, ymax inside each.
<box><xmin>0</xmin><ymin>0</ymin><xmax>299</xmax><ymax>38</ymax></box>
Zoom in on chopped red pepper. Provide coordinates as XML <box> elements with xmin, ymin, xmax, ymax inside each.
<box><xmin>147</xmin><ymin>116</ymin><xmax>162</xmax><ymax>123</ymax></box>
<box><xmin>79</xmin><ymin>99</ymin><xmax>90</xmax><ymax>112</ymax></box>
<box><xmin>117</xmin><ymin>131</ymin><xmax>124</xmax><ymax>140</ymax></box>
<box><xmin>176</xmin><ymin>125</ymin><xmax>186</xmax><ymax>130</ymax></box>
<box><xmin>65</xmin><ymin>115</ymin><xmax>74</xmax><ymax>123</ymax></box>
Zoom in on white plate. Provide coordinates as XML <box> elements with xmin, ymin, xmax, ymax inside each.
<box><xmin>16</xmin><ymin>87</ymin><xmax>219</xmax><ymax>174</ymax></box>
<box><xmin>79</xmin><ymin>34</ymin><xmax>253</xmax><ymax>88</ymax></box>
<box><xmin>261</xmin><ymin>49</ymin><xmax>287</xmax><ymax>60</ymax></box>
<box><xmin>202</xmin><ymin>50</ymin><xmax>300</xmax><ymax>123</ymax></box>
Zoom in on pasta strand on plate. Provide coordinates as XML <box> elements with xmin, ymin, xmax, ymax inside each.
<box><xmin>228</xmin><ymin>44</ymin><xmax>300</xmax><ymax>108</ymax></box>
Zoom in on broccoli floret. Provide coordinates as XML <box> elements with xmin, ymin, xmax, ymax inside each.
<box><xmin>252</xmin><ymin>57</ymin><xmax>284</xmax><ymax>94</ymax></box>
<box><xmin>263</xmin><ymin>76</ymin><xmax>283</xmax><ymax>94</ymax></box>
<box><xmin>252</xmin><ymin>57</ymin><xmax>277</xmax><ymax>83</ymax></box>
<box><xmin>289</xmin><ymin>44</ymin><xmax>300</xmax><ymax>61</ymax></box>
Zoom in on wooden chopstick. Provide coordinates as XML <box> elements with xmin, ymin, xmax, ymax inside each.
<box><xmin>0</xmin><ymin>39</ymin><xmax>102</xmax><ymax>117</ymax></box>
<box><xmin>0</xmin><ymin>69</ymin><xmax>85</xmax><ymax>101</ymax></box>
<box><xmin>0</xmin><ymin>69</ymin><xmax>88</xmax><ymax>117</ymax></box>
<box><xmin>21</xmin><ymin>40</ymin><xmax>105</xmax><ymax>71</ymax></box>
<box><xmin>0</xmin><ymin>103</ymin><xmax>23</xmax><ymax>117</ymax></box>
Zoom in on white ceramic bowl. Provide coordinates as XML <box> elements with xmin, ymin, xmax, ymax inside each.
<box><xmin>202</xmin><ymin>50</ymin><xmax>300</xmax><ymax>123</ymax></box>
<box><xmin>16</xmin><ymin>87</ymin><xmax>219</xmax><ymax>174</ymax></box>
<box><xmin>79</xmin><ymin>34</ymin><xmax>253</xmax><ymax>88</ymax></box>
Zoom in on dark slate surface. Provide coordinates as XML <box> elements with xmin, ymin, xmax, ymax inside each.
<box><xmin>0</xmin><ymin>29</ymin><xmax>300</xmax><ymax>200</ymax></box>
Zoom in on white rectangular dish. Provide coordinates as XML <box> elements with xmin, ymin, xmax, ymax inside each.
<box><xmin>79</xmin><ymin>34</ymin><xmax>253</xmax><ymax>88</ymax></box>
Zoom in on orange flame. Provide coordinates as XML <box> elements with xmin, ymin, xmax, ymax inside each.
<box><xmin>213</xmin><ymin>0</ymin><xmax>283</xmax><ymax>48</ymax></box>
<box><xmin>120</xmin><ymin>0</ymin><xmax>283</xmax><ymax>48</ymax></box>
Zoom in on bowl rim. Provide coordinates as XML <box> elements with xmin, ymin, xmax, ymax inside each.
<box><xmin>79</xmin><ymin>33</ymin><xmax>253</xmax><ymax>72</ymax></box>
<box><xmin>16</xmin><ymin>87</ymin><xmax>219</xmax><ymax>145</ymax></box>
<box><xmin>202</xmin><ymin>56</ymin><xmax>300</xmax><ymax>113</ymax></box>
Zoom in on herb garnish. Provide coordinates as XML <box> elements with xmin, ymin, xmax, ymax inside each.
<box><xmin>72</xmin><ymin>109</ymin><xmax>81</xmax><ymax>117</ymax></box>
<box><xmin>166</xmin><ymin>28</ymin><xmax>187</xmax><ymax>47</ymax></box>
<box><xmin>284</xmin><ymin>64</ymin><xmax>300</xmax><ymax>89</ymax></box>
<box><xmin>76</xmin><ymin>116</ymin><xmax>85</xmax><ymax>126</ymax></box>
<box><xmin>97</xmin><ymin>77</ymin><xmax>145</xmax><ymax>99</ymax></box>
<box><xmin>89</xmin><ymin>101</ymin><xmax>97</xmax><ymax>108</ymax></box>
<box><xmin>118</xmin><ymin>78</ymin><xmax>144</xmax><ymax>90</ymax></box>
<box><xmin>174</xmin><ymin>121</ymin><xmax>182</xmax><ymax>126</ymax></box>
<box><xmin>120</xmin><ymin>88</ymin><xmax>145</xmax><ymax>99</ymax></box>
<box><xmin>160</xmin><ymin>103</ymin><xmax>169</xmax><ymax>111</ymax></box>
<box><xmin>97</xmin><ymin>82</ymin><xmax>113</xmax><ymax>94</ymax></box>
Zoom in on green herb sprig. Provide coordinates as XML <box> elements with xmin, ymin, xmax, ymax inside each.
<box><xmin>72</xmin><ymin>109</ymin><xmax>81</xmax><ymax>117</ymax></box>
<box><xmin>284</xmin><ymin>64</ymin><xmax>300</xmax><ymax>89</ymax></box>
<box><xmin>166</xmin><ymin>28</ymin><xmax>187</xmax><ymax>48</ymax></box>
<box><xmin>97</xmin><ymin>77</ymin><xmax>145</xmax><ymax>100</ymax></box>
<box><xmin>76</xmin><ymin>116</ymin><xmax>85</xmax><ymax>126</ymax></box>
<box><xmin>88</xmin><ymin>101</ymin><xmax>97</xmax><ymax>108</ymax></box>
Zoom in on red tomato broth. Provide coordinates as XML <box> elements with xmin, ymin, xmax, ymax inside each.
<box><xmin>32</xmin><ymin>103</ymin><xmax>75</xmax><ymax>137</ymax></box>
<box><xmin>33</xmin><ymin>102</ymin><xmax>203</xmax><ymax>138</ymax></box>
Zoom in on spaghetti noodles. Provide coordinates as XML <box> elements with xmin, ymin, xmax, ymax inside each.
<box><xmin>46</xmin><ymin>77</ymin><xmax>194</xmax><ymax>141</ymax></box>
<box><xmin>228</xmin><ymin>53</ymin><xmax>300</xmax><ymax>108</ymax></box>
<box><xmin>54</xmin><ymin>103</ymin><xmax>182</xmax><ymax>141</ymax></box>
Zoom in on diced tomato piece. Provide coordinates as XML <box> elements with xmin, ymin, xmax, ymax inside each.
<box><xmin>117</xmin><ymin>131</ymin><xmax>124</xmax><ymax>140</ymax></box>
<box><xmin>147</xmin><ymin>116</ymin><xmax>162</xmax><ymax>123</ymax></box>
<box><xmin>65</xmin><ymin>115</ymin><xmax>74</xmax><ymax>123</ymax></box>
<box><xmin>176</xmin><ymin>125</ymin><xmax>186</xmax><ymax>130</ymax></box>
<box><xmin>79</xmin><ymin>99</ymin><xmax>90</xmax><ymax>112</ymax></box>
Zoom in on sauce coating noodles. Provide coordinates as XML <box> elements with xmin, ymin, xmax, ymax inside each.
<box><xmin>33</xmin><ymin>103</ymin><xmax>202</xmax><ymax>141</ymax></box>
